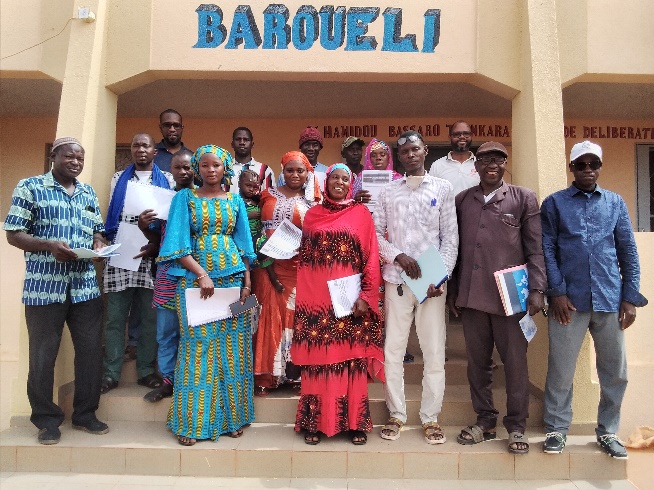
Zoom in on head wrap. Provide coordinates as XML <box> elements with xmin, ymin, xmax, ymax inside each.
<box><xmin>52</xmin><ymin>137</ymin><xmax>82</xmax><ymax>153</ymax></box>
<box><xmin>191</xmin><ymin>145</ymin><xmax>234</xmax><ymax>186</ymax></box>
<box><xmin>324</xmin><ymin>163</ymin><xmax>354</xmax><ymax>201</ymax></box>
<box><xmin>280</xmin><ymin>151</ymin><xmax>321</xmax><ymax>202</ymax></box>
<box><xmin>364</xmin><ymin>138</ymin><xmax>394</xmax><ymax>171</ymax></box>
<box><xmin>298</xmin><ymin>127</ymin><xmax>323</xmax><ymax>148</ymax></box>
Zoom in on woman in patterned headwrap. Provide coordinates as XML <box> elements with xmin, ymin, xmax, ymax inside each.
<box><xmin>291</xmin><ymin>164</ymin><xmax>384</xmax><ymax>445</ymax></box>
<box><xmin>157</xmin><ymin>145</ymin><xmax>256</xmax><ymax>446</ymax></box>
<box><xmin>252</xmin><ymin>151</ymin><xmax>321</xmax><ymax>396</ymax></box>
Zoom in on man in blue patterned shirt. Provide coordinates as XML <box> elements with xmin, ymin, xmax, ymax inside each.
<box><xmin>4</xmin><ymin>137</ymin><xmax>109</xmax><ymax>445</ymax></box>
<box><xmin>540</xmin><ymin>140</ymin><xmax>648</xmax><ymax>459</ymax></box>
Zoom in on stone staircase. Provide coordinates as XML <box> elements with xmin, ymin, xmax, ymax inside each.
<box><xmin>0</xmin><ymin>321</ymin><xmax>628</xmax><ymax>481</ymax></box>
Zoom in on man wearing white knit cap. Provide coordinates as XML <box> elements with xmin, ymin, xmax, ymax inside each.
<box><xmin>4</xmin><ymin>137</ymin><xmax>109</xmax><ymax>445</ymax></box>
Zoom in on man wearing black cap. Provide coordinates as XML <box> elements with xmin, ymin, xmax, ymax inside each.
<box><xmin>4</xmin><ymin>137</ymin><xmax>109</xmax><ymax>444</ymax></box>
<box><xmin>341</xmin><ymin>136</ymin><xmax>365</xmax><ymax>178</ymax></box>
<box><xmin>447</xmin><ymin>141</ymin><xmax>546</xmax><ymax>454</ymax></box>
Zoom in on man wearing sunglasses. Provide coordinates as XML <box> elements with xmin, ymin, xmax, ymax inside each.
<box><xmin>154</xmin><ymin>109</ymin><xmax>192</xmax><ymax>173</ymax></box>
<box><xmin>540</xmin><ymin>140</ymin><xmax>648</xmax><ymax>459</ymax></box>
<box><xmin>447</xmin><ymin>141</ymin><xmax>546</xmax><ymax>454</ymax></box>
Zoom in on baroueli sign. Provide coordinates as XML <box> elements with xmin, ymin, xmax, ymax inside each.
<box><xmin>193</xmin><ymin>4</ymin><xmax>441</xmax><ymax>52</ymax></box>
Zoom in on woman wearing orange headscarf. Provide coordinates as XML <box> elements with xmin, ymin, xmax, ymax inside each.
<box><xmin>252</xmin><ymin>151</ymin><xmax>321</xmax><ymax>395</ymax></box>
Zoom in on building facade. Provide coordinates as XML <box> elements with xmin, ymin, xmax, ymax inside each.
<box><xmin>1</xmin><ymin>0</ymin><xmax>653</xmax><ymax>431</ymax></box>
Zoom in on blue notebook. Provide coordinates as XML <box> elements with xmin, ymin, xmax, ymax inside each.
<box><xmin>399</xmin><ymin>245</ymin><xmax>449</xmax><ymax>303</ymax></box>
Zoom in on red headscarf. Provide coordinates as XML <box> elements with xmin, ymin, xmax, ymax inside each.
<box><xmin>281</xmin><ymin>151</ymin><xmax>321</xmax><ymax>202</ymax></box>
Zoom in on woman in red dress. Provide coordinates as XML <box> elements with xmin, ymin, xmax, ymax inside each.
<box><xmin>291</xmin><ymin>163</ymin><xmax>384</xmax><ymax>445</ymax></box>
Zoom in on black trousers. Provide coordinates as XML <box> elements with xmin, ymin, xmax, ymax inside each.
<box><xmin>461</xmin><ymin>308</ymin><xmax>530</xmax><ymax>433</ymax></box>
<box><xmin>25</xmin><ymin>296</ymin><xmax>103</xmax><ymax>429</ymax></box>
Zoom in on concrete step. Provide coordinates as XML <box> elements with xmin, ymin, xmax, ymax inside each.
<box><xmin>57</xmin><ymin>382</ymin><xmax>542</xmax><ymax>427</ymax></box>
<box><xmin>0</xmin><ymin>421</ymin><xmax>628</xmax><ymax>481</ymax></box>
<box><xmin>116</xmin><ymin>350</ymin><xmax>506</xmax><ymax>387</ymax></box>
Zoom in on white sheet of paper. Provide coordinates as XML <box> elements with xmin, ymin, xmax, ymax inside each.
<box><xmin>108</xmin><ymin>223</ymin><xmax>149</xmax><ymax>271</ymax></box>
<box><xmin>327</xmin><ymin>273</ymin><xmax>362</xmax><ymax>318</ymax></box>
<box><xmin>361</xmin><ymin>170</ymin><xmax>393</xmax><ymax>210</ymax></box>
<box><xmin>185</xmin><ymin>287</ymin><xmax>241</xmax><ymax>327</ymax></box>
<box><xmin>71</xmin><ymin>243</ymin><xmax>121</xmax><ymax>259</ymax></box>
<box><xmin>259</xmin><ymin>219</ymin><xmax>302</xmax><ymax>259</ymax></box>
<box><xmin>519</xmin><ymin>313</ymin><xmax>538</xmax><ymax>342</ymax></box>
<box><xmin>123</xmin><ymin>181</ymin><xmax>176</xmax><ymax>220</ymax></box>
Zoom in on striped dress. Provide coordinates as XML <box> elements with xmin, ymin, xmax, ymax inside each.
<box><xmin>157</xmin><ymin>189</ymin><xmax>256</xmax><ymax>440</ymax></box>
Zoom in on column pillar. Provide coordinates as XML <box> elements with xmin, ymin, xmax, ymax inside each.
<box><xmin>513</xmin><ymin>0</ymin><xmax>599</xmax><ymax>427</ymax></box>
<box><xmin>11</xmin><ymin>0</ymin><xmax>118</xmax><ymax>417</ymax></box>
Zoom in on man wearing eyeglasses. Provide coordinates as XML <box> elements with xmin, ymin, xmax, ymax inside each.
<box><xmin>447</xmin><ymin>141</ymin><xmax>546</xmax><ymax>454</ymax></box>
<box><xmin>428</xmin><ymin>121</ymin><xmax>479</xmax><ymax>195</ymax></box>
<box><xmin>154</xmin><ymin>109</ymin><xmax>192</xmax><ymax>173</ymax></box>
<box><xmin>540</xmin><ymin>140</ymin><xmax>647</xmax><ymax>459</ymax></box>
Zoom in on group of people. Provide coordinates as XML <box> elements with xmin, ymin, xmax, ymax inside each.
<box><xmin>5</xmin><ymin>113</ymin><xmax>646</xmax><ymax>461</ymax></box>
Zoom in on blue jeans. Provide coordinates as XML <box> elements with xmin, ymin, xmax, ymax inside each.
<box><xmin>156</xmin><ymin>307</ymin><xmax>180</xmax><ymax>381</ymax></box>
<box><xmin>543</xmin><ymin>310</ymin><xmax>627</xmax><ymax>437</ymax></box>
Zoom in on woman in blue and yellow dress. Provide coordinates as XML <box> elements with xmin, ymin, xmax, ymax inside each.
<box><xmin>157</xmin><ymin>145</ymin><xmax>256</xmax><ymax>446</ymax></box>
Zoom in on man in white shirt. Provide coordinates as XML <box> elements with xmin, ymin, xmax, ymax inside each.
<box><xmin>374</xmin><ymin>131</ymin><xmax>458</xmax><ymax>445</ymax></box>
<box><xmin>429</xmin><ymin>120</ymin><xmax>479</xmax><ymax>195</ymax></box>
<box><xmin>229</xmin><ymin>127</ymin><xmax>275</xmax><ymax>192</ymax></box>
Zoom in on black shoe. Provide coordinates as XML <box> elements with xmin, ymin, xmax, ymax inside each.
<box><xmin>543</xmin><ymin>431</ymin><xmax>566</xmax><ymax>453</ymax></box>
<box><xmin>73</xmin><ymin>417</ymin><xmax>109</xmax><ymax>435</ymax></box>
<box><xmin>143</xmin><ymin>382</ymin><xmax>174</xmax><ymax>403</ymax></box>
<box><xmin>100</xmin><ymin>376</ymin><xmax>119</xmax><ymax>394</ymax></box>
<box><xmin>37</xmin><ymin>427</ymin><xmax>61</xmax><ymax>445</ymax></box>
<box><xmin>597</xmin><ymin>434</ymin><xmax>628</xmax><ymax>459</ymax></box>
<box><xmin>137</xmin><ymin>373</ymin><xmax>163</xmax><ymax>389</ymax></box>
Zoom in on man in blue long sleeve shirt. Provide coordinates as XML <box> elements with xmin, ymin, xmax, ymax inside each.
<box><xmin>540</xmin><ymin>140</ymin><xmax>648</xmax><ymax>459</ymax></box>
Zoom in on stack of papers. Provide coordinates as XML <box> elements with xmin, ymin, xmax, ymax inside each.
<box><xmin>327</xmin><ymin>273</ymin><xmax>362</xmax><ymax>318</ymax></box>
<box><xmin>259</xmin><ymin>219</ymin><xmax>302</xmax><ymax>259</ymax></box>
<box><xmin>185</xmin><ymin>287</ymin><xmax>241</xmax><ymax>327</ymax></box>
<box><xmin>71</xmin><ymin>243</ymin><xmax>121</xmax><ymax>259</ymax></box>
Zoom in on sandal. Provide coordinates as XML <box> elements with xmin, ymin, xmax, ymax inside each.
<box><xmin>227</xmin><ymin>428</ymin><xmax>244</xmax><ymax>438</ymax></box>
<box><xmin>380</xmin><ymin>417</ymin><xmax>403</xmax><ymax>441</ymax></box>
<box><xmin>423</xmin><ymin>422</ymin><xmax>446</xmax><ymax>445</ymax></box>
<box><xmin>178</xmin><ymin>436</ymin><xmax>196</xmax><ymax>446</ymax></box>
<box><xmin>143</xmin><ymin>382</ymin><xmax>173</xmax><ymax>403</ymax></box>
<box><xmin>456</xmin><ymin>424</ymin><xmax>497</xmax><ymax>445</ymax></box>
<box><xmin>304</xmin><ymin>431</ymin><xmax>321</xmax><ymax>445</ymax></box>
<box><xmin>508</xmin><ymin>431</ymin><xmax>529</xmax><ymax>454</ymax></box>
<box><xmin>351</xmin><ymin>430</ymin><xmax>367</xmax><ymax>445</ymax></box>
<box><xmin>254</xmin><ymin>386</ymin><xmax>270</xmax><ymax>397</ymax></box>
<box><xmin>137</xmin><ymin>373</ymin><xmax>163</xmax><ymax>389</ymax></box>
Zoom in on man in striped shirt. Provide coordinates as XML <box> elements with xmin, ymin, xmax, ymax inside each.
<box><xmin>4</xmin><ymin>137</ymin><xmax>109</xmax><ymax>445</ymax></box>
<box><xmin>374</xmin><ymin>131</ymin><xmax>458</xmax><ymax>445</ymax></box>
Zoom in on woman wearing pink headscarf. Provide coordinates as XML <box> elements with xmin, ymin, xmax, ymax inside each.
<box><xmin>351</xmin><ymin>138</ymin><xmax>402</xmax><ymax>203</ymax></box>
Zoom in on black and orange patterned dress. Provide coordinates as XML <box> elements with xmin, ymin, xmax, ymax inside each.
<box><xmin>291</xmin><ymin>196</ymin><xmax>385</xmax><ymax>437</ymax></box>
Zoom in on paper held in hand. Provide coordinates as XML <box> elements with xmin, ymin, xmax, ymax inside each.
<box><xmin>71</xmin><ymin>243</ymin><xmax>121</xmax><ymax>259</ymax></box>
<box><xmin>123</xmin><ymin>181</ymin><xmax>176</xmax><ymax>220</ymax></box>
<box><xmin>494</xmin><ymin>264</ymin><xmax>529</xmax><ymax>316</ymax></box>
<box><xmin>185</xmin><ymin>287</ymin><xmax>241</xmax><ymax>327</ymax></box>
<box><xmin>361</xmin><ymin>170</ymin><xmax>393</xmax><ymax>210</ymax></box>
<box><xmin>399</xmin><ymin>245</ymin><xmax>449</xmax><ymax>303</ymax></box>
<box><xmin>259</xmin><ymin>219</ymin><xmax>302</xmax><ymax>259</ymax></box>
<box><xmin>327</xmin><ymin>273</ymin><xmax>362</xmax><ymax>318</ymax></box>
<box><xmin>519</xmin><ymin>313</ymin><xmax>538</xmax><ymax>342</ymax></box>
<box><xmin>108</xmin><ymin>222</ymin><xmax>149</xmax><ymax>271</ymax></box>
